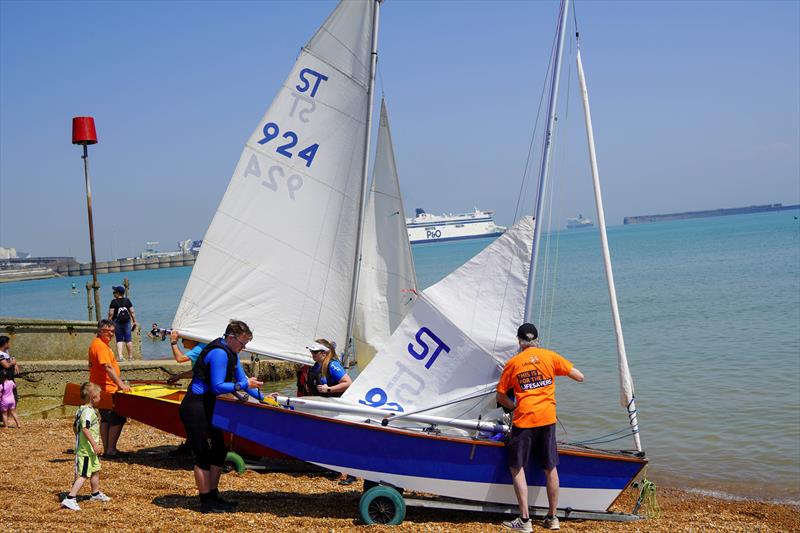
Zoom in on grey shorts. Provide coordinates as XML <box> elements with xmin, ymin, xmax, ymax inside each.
<box><xmin>507</xmin><ymin>423</ymin><xmax>559</xmax><ymax>470</ymax></box>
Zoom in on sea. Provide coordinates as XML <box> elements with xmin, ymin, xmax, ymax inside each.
<box><xmin>1</xmin><ymin>209</ymin><xmax>798</xmax><ymax>505</ymax></box>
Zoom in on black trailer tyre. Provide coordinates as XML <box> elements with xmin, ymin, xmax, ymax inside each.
<box><xmin>358</xmin><ymin>485</ymin><xmax>406</xmax><ymax>525</ymax></box>
<box><xmin>224</xmin><ymin>451</ymin><xmax>246</xmax><ymax>474</ymax></box>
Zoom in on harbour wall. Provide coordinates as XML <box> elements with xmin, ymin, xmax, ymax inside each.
<box><xmin>0</xmin><ymin>317</ymin><xmax>142</xmax><ymax>361</ymax></box>
<box><xmin>0</xmin><ymin>253</ymin><xmax>196</xmax><ymax>283</ymax></box>
<box><xmin>624</xmin><ymin>203</ymin><xmax>800</xmax><ymax>225</ymax></box>
<box><xmin>55</xmin><ymin>253</ymin><xmax>197</xmax><ymax>276</ymax></box>
<box><xmin>15</xmin><ymin>359</ymin><xmax>295</xmax><ymax>399</ymax></box>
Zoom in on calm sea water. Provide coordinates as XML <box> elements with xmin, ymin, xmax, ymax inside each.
<box><xmin>2</xmin><ymin>210</ymin><xmax>799</xmax><ymax>504</ymax></box>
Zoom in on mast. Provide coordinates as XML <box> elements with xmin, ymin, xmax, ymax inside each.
<box><xmin>344</xmin><ymin>0</ymin><xmax>381</xmax><ymax>364</ymax></box>
<box><xmin>576</xmin><ymin>46</ymin><xmax>642</xmax><ymax>453</ymax></box>
<box><xmin>524</xmin><ymin>0</ymin><xmax>570</xmax><ymax>321</ymax></box>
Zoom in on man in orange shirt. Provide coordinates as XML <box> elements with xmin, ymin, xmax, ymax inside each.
<box><xmin>496</xmin><ymin>323</ymin><xmax>584</xmax><ymax>532</ymax></box>
<box><xmin>88</xmin><ymin>320</ymin><xmax>131</xmax><ymax>458</ymax></box>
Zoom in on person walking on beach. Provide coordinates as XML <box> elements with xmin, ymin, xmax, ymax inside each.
<box><xmin>496</xmin><ymin>323</ymin><xmax>584</xmax><ymax>532</ymax></box>
<box><xmin>61</xmin><ymin>382</ymin><xmax>113</xmax><ymax>511</ymax></box>
<box><xmin>88</xmin><ymin>319</ymin><xmax>131</xmax><ymax>458</ymax></box>
<box><xmin>108</xmin><ymin>286</ymin><xmax>137</xmax><ymax>361</ymax></box>
<box><xmin>178</xmin><ymin>320</ymin><xmax>263</xmax><ymax>513</ymax></box>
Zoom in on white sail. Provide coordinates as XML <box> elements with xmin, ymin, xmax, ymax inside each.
<box><xmin>173</xmin><ymin>1</ymin><xmax>376</xmax><ymax>364</ymax></box>
<box><xmin>353</xmin><ymin>99</ymin><xmax>418</xmax><ymax>367</ymax></box>
<box><xmin>343</xmin><ymin>217</ymin><xmax>535</xmax><ymax>419</ymax></box>
<box><xmin>425</xmin><ymin>216</ymin><xmax>535</xmax><ymax>363</ymax></box>
<box><xmin>343</xmin><ymin>294</ymin><xmax>500</xmax><ymax>421</ymax></box>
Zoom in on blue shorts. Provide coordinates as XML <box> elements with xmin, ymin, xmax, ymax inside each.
<box><xmin>507</xmin><ymin>423</ymin><xmax>559</xmax><ymax>470</ymax></box>
<box><xmin>114</xmin><ymin>321</ymin><xmax>132</xmax><ymax>343</ymax></box>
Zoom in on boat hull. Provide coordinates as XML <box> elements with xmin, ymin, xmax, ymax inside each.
<box><xmin>63</xmin><ymin>383</ymin><xmax>286</xmax><ymax>459</ymax></box>
<box><xmin>213</xmin><ymin>399</ymin><xmax>646</xmax><ymax>512</ymax></box>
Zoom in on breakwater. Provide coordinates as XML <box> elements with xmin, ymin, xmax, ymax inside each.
<box><xmin>623</xmin><ymin>203</ymin><xmax>799</xmax><ymax>225</ymax></box>
<box><xmin>0</xmin><ymin>253</ymin><xmax>196</xmax><ymax>283</ymax></box>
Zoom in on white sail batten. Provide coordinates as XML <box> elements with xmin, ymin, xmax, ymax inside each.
<box><xmin>354</xmin><ymin>99</ymin><xmax>418</xmax><ymax>367</ymax></box>
<box><xmin>425</xmin><ymin>217</ymin><xmax>535</xmax><ymax>363</ymax></box>
<box><xmin>173</xmin><ymin>1</ymin><xmax>377</xmax><ymax>365</ymax></box>
<box><xmin>576</xmin><ymin>47</ymin><xmax>642</xmax><ymax>452</ymax></box>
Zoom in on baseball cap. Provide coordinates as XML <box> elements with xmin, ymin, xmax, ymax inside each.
<box><xmin>113</xmin><ymin>286</ymin><xmax>125</xmax><ymax>294</ymax></box>
<box><xmin>306</xmin><ymin>341</ymin><xmax>328</xmax><ymax>352</ymax></box>
<box><xmin>517</xmin><ymin>323</ymin><xmax>538</xmax><ymax>341</ymax></box>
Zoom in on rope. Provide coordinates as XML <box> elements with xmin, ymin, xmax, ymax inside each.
<box><xmin>633</xmin><ymin>476</ymin><xmax>660</xmax><ymax>519</ymax></box>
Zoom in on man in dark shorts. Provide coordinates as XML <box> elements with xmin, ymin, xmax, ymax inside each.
<box><xmin>88</xmin><ymin>319</ymin><xmax>131</xmax><ymax>457</ymax></box>
<box><xmin>496</xmin><ymin>323</ymin><xmax>584</xmax><ymax>531</ymax></box>
<box><xmin>108</xmin><ymin>286</ymin><xmax>137</xmax><ymax>361</ymax></box>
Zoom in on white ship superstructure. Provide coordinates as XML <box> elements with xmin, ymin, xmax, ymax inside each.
<box><xmin>566</xmin><ymin>214</ymin><xmax>594</xmax><ymax>229</ymax></box>
<box><xmin>406</xmin><ymin>208</ymin><xmax>505</xmax><ymax>244</ymax></box>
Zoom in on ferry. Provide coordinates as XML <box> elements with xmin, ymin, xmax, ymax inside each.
<box><xmin>566</xmin><ymin>214</ymin><xmax>594</xmax><ymax>229</ymax></box>
<box><xmin>406</xmin><ymin>208</ymin><xmax>506</xmax><ymax>244</ymax></box>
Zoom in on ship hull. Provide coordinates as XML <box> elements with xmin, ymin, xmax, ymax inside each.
<box><xmin>213</xmin><ymin>399</ymin><xmax>646</xmax><ymax>512</ymax></box>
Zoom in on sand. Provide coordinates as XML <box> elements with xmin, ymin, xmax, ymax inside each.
<box><xmin>1</xmin><ymin>419</ymin><xmax>798</xmax><ymax>532</ymax></box>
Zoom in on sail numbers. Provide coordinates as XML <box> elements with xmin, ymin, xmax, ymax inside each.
<box><xmin>257</xmin><ymin>122</ymin><xmax>320</xmax><ymax>168</ymax></box>
<box><xmin>408</xmin><ymin>327</ymin><xmax>450</xmax><ymax>370</ymax></box>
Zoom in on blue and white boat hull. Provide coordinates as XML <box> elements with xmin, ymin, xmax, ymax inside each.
<box><xmin>213</xmin><ymin>399</ymin><xmax>646</xmax><ymax>513</ymax></box>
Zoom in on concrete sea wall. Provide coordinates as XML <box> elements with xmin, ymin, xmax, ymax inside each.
<box><xmin>0</xmin><ymin>317</ymin><xmax>142</xmax><ymax>361</ymax></box>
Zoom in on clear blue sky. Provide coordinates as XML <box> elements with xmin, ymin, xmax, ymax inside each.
<box><xmin>1</xmin><ymin>0</ymin><xmax>798</xmax><ymax>261</ymax></box>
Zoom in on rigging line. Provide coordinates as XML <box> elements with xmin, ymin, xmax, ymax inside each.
<box><xmin>384</xmin><ymin>386</ymin><xmax>498</xmax><ymax>421</ymax></box>
<box><xmin>512</xmin><ymin>17</ymin><xmax>561</xmax><ymax>223</ymax></box>
<box><xmin>568</xmin><ymin>432</ymin><xmax>636</xmax><ymax>446</ymax></box>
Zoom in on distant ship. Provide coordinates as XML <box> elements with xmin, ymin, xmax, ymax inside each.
<box><xmin>406</xmin><ymin>208</ymin><xmax>506</xmax><ymax>244</ymax></box>
<box><xmin>566</xmin><ymin>214</ymin><xmax>594</xmax><ymax>229</ymax></box>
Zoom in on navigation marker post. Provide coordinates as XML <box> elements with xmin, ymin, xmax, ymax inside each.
<box><xmin>72</xmin><ymin>116</ymin><xmax>102</xmax><ymax>322</ymax></box>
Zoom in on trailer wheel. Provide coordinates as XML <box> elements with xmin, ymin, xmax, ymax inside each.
<box><xmin>224</xmin><ymin>452</ymin><xmax>246</xmax><ymax>474</ymax></box>
<box><xmin>358</xmin><ymin>485</ymin><xmax>406</xmax><ymax>525</ymax></box>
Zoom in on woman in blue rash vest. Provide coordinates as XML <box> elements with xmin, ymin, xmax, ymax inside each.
<box><xmin>305</xmin><ymin>338</ymin><xmax>352</xmax><ymax>397</ymax></box>
<box><xmin>178</xmin><ymin>320</ymin><xmax>263</xmax><ymax>513</ymax></box>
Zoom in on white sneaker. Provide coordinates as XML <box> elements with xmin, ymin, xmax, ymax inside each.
<box><xmin>501</xmin><ymin>516</ymin><xmax>533</xmax><ymax>532</ymax></box>
<box><xmin>90</xmin><ymin>492</ymin><xmax>111</xmax><ymax>502</ymax></box>
<box><xmin>543</xmin><ymin>515</ymin><xmax>560</xmax><ymax>530</ymax></box>
<box><xmin>61</xmin><ymin>497</ymin><xmax>81</xmax><ymax>511</ymax></box>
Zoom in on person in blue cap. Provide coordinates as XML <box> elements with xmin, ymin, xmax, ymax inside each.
<box><xmin>107</xmin><ymin>286</ymin><xmax>136</xmax><ymax>361</ymax></box>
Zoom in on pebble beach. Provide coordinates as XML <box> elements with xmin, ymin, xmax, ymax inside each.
<box><xmin>2</xmin><ymin>418</ymin><xmax>798</xmax><ymax>532</ymax></box>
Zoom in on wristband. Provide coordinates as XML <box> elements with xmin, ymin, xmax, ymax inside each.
<box><xmin>170</xmin><ymin>341</ymin><xmax>178</xmax><ymax>346</ymax></box>
<box><xmin>234</xmin><ymin>383</ymin><xmax>242</xmax><ymax>392</ymax></box>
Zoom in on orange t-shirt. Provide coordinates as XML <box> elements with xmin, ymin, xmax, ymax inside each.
<box><xmin>88</xmin><ymin>337</ymin><xmax>120</xmax><ymax>393</ymax></box>
<box><xmin>497</xmin><ymin>347</ymin><xmax>573</xmax><ymax>428</ymax></box>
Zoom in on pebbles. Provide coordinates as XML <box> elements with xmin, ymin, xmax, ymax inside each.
<box><xmin>2</xmin><ymin>418</ymin><xmax>798</xmax><ymax>532</ymax></box>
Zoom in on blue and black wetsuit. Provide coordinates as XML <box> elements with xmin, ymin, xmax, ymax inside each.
<box><xmin>178</xmin><ymin>338</ymin><xmax>263</xmax><ymax>470</ymax></box>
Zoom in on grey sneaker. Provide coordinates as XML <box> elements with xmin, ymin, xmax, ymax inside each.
<box><xmin>61</xmin><ymin>497</ymin><xmax>81</xmax><ymax>511</ymax></box>
<box><xmin>543</xmin><ymin>515</ymin><xmax>560</xmax><ymax>530</ymax></box>
<box><xmin>90</xmin><ymin>492</ymin><xmax>111</xmax><ymax>502</ymax></box>
<box><xmin>502</xmin><ymin>516</ymin><xmax>533</xmax><ymax>532</ymax></box>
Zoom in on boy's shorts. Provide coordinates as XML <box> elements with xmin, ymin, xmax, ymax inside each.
<box><xmin>75</xmin><ymin>454</ymin><xmax>101</xmax><ymax>477</ymax></box>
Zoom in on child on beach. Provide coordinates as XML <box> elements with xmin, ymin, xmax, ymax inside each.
<box><xmin>0</xmin><ymin>378</ymin><xmax>19</xmax><ymax>428</ymax></box>
<box><xmin>61</xmin><ymin>382</ymin><xmax>112</xmax><ymax>511</ymax></box>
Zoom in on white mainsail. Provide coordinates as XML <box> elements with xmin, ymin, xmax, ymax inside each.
<box><xmin>173</xmin><ymin>1</ymin><xmax>376</xmax><ymax>364</ymax></box>
<box><xmin>353</xmin><ymin>98</ymin><xmax>418</xmax><ymax>367</ymax></box>
<box><xmin>343</xmin><ymin>217</ymin><xmax>534</xmax><ymax>419</ymax></box>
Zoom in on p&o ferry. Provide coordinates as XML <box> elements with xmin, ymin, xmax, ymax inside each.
<box><xmin>406</xmin><ymin>208</ymin><xmax>506</xmax><ymax>244</ymax></box>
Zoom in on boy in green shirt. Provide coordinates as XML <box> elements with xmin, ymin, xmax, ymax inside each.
<box><xmin>61</xmin><ymin>382</ymin><xmax>113</xmax><ymax>511</ymax></box>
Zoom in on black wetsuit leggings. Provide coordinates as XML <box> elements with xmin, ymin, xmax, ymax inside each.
<box><xmin>178</xmin><ymin>392</ymin><xmax>226</xmax><ymax>470</ymax></box>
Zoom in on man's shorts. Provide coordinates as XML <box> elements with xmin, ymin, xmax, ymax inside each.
<box><xmin>99</xmin><ymin>408</ymin><xmax>127</xmax><ymax>426</ymax></box>
<box><xmin>507</xmin><ymin>423</ymin><xmax>559</xmax><ymax>470</ymax></box>
<box><xmin>75</xmin><ymin>454</ymin><xmax>101</xmax><ymax>477</ymax></box>
<box><xmin>114</xmin><ymin>320</ymin><xmax>132</xmax><ymax>343</ymax></box>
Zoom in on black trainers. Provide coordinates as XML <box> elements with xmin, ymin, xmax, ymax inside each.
<box><xmin>199</xmin><ymin>501</ymin><xmax>229</xmax><ymax>514</ymax></box>
<box><xmin>210</xmin><ymin>489</ymin><xmax>238</xmax><ymax>510</ymax></box>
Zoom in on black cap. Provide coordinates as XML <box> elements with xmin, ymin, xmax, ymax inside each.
<box><xmin>517</xmin><ymin>323</ymin><xmax>538</xmax><ymax>341</ymax></box>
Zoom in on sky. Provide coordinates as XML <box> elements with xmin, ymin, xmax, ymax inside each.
<box><xmin>1</xmin><ymin>0</ymin><xmax>798</xmax><ymax>261</ymax></box>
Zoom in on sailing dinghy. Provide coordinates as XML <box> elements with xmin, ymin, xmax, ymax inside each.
<box><xmin>213</xmin><ymin>0</ymin><xmax>648</xmax><ymax>524</ymax></box>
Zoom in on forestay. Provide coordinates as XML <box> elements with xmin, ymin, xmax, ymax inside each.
<box><xmin>172</xmin><ymin>1</ymin><xmax>376</xmax><ymax>364</ymax></box>
<box><xmin>353</xmin><ymin>99</ymin><xmax>418</xmax><ymax>367</ymax></box>
<box><xmin>342</xmin><ymin>217</ymin><xmax>535</xmax><ymax>419</ymax></box>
